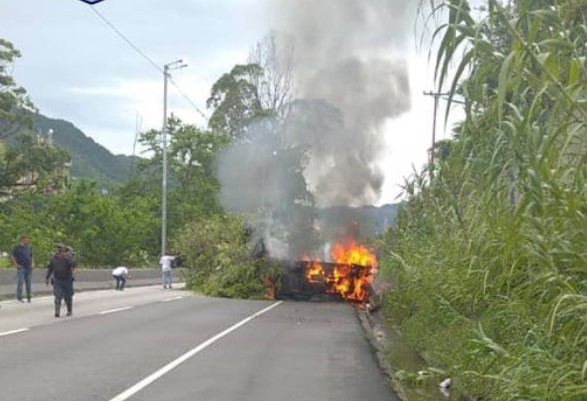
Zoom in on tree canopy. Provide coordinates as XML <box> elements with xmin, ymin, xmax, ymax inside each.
<box><xmin>206</xmin><ymin>64</ymin><xmax>269</xmax><ymax>140</ymax></box>
<box><xmin>0</xmin><ymin>38</ymin><xmax>34</xmax><ymax>138</ymax></box>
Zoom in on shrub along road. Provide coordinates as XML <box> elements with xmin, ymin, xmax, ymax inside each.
<box><xmin>0</xmin><ymin>287</ymin><xmax>397</xmax><ymax>401</ymax></box>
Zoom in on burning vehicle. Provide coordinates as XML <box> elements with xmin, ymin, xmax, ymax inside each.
<box><xmin>263</xmin><ymin>239</ymin><xmax>378</xmax><ymax>305</ymax></box>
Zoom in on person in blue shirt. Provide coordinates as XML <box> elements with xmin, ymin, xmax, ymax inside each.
<box><xmin>11</xmin><ymin>234</ymin><xmax>34</xmax><ymax>303</ymax></box>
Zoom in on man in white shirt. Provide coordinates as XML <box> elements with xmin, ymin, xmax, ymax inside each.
<box><xmin>112</xmin><ymin>266</ymin><xmax>130</xmax><ymax>291</ymax></box>
<box><xmin>159</xmin><ymin>255</ymin><xmax>175</xmax><ymax>289</ymax></box>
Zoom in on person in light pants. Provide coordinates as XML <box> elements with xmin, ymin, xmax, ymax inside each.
<box><xmin>159</xmin><ymin>254</ymin><xmax>175</xmax><ymax>289</ymax></box>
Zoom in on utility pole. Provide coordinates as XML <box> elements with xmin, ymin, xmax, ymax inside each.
<box><xmin>424</xmin><ymin>91</ymin><xmax>449</xmax><ymax>174</ymax></box>
<box><xmin>161</xmin><ymin>59</ymin><xmax>187</xmax><ymax>258</ymax></box>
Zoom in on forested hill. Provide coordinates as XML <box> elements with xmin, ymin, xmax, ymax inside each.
<box><xmin>32</xmin><ymin>113</ymin><xmax>139</xmax><ymax>187</ymax></box>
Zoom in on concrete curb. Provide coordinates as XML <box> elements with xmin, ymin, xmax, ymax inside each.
<box><xmin>1</xmin><ymin>282</ymin><xmax>156</xmax><ymax>301</ymax></box>
<box><xmin>356</xmin><ymin>310</ymin><xmax>410</xmax><ymax>401</ymax></box>
<box><xmin>0</xmin><ymin>268</ymin><xmax>188</xmax><ymax>300</ymax></box>
<box><xmin>0</xmin><ymin>282</ymin><xmax>188</xmax><ymax>306</ymax></box>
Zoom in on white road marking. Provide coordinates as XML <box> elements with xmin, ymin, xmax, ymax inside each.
<box><xmin>162</xmin><ymin>296</ymin><xmax>184</xmax><ymax>302</ymax></box>
<box><xmin>98</xmin><ymin>306</ymin><xmax>134</xmax><ymax>315</ymax></box>
<box><xmin>108</xmin><ymin>301</ymin><xmax>283</xmax><ymax>401</ymax></box>
<box><xmin>0</xmin><ymin>328</ymin><xmax>30</xmax><ymax>337</ymax></box>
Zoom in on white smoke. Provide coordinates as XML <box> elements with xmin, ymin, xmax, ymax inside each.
<box><xmin>217</xmin><ymin>0</ymin><xmax>415</xmax><ymax>258</ymax></box>
<box><xmin>275</xmin><ymin>0</ymin><xmax>413</xmax><ymax>207</ymax></box>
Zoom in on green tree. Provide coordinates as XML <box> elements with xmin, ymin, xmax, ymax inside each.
<box><xmin>0</xmin><ymin>132</ymin><xmax>71</xmax><ymax>195</ymax></box>
<box><xmin>0</xmin><ymin>180</ymin><xmax>160</xmax><ymax>268</ymax></box>
<box><xmin>206</xmin><ymin>64</ymin><xmax>270</xmax><ymax>139</ymax></box>
<box><xmin>0</xmin><ymin>38</ymin><xmax>34</xmax><ymax>138</ymax></box>
<box><xmin>47</xmin><ymin>180</ymin><xmax>159</xmax><ymax>266</ymax></box>
<box><xmin>208</xmin><ymin>62</ymin><xmax>318</xmax><ymax>258</ymax></box>
<box><xmin>136</xmin><ymin>116</ymin><xmax>229</xmax><ymax>240</ymax></box>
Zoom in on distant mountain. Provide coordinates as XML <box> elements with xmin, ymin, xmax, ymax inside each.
<box><xmin>31</xmin><ymin>113</ymin><xmax>139</xmax><ymax>187</ymax></box>
<box><xmin>317</xmin><ymin>203</ymin><xmax>401</xmax><ymax>236</ymax></box>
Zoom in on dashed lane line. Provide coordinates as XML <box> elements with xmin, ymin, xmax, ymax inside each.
<box><xmin>0</xmin><ymin>328</ymin><xmax>30</xmax><ymax>337</ymax></box>
<box><xmin>162</xmin><ymin>296</ymin><xmax>184</xmax><ymax>302</ymax></box>
<box><xmin>98</xmin><ymin>306</ymin><xmax>134</xmax><ymax>315</ymax></box>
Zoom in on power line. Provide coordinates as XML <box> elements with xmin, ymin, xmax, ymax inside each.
<box><xmin>86</xmin><ymin>4</ymin><xmax>209</xmax><ymax>121</ymax></box>
<box><xmin>88</xmin><ymin>5</ymin><xmax>162</xmax><ymax>74</ymax></box>
<box><xmin>169</xmin><ymin>77</ymin><xmax>208</xmax><ymax>120</ymax></box>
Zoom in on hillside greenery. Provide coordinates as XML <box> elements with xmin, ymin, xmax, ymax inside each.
<box><xmin>31</xmin><ymin>113</ymin><xmax>138</xmax><ymax>188</ymax></box>
<box><xmin>380</xmin><ymin>0</ymin><xmax>587</xmax><ymax>400</ymax></box>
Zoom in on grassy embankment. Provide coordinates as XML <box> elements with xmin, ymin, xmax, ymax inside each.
<box><xmin>378</xmin><ymin>1</ymin><xmax>587</xmax><ymax>400</ymax></box>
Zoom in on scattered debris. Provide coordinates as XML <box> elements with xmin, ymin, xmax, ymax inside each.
<box><xmin>439</xmin><ymin>377</ymin><xmax>451</xmax><ymax>388</ymax></box>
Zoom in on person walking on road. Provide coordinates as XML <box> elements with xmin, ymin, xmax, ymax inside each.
<box><xmin>159</xmin><ymin>254</ymin><xmax>175</xmax><ymax>289</ymax></box>
<box><xmin>112</xmin><ymin>266</ymin><xmax>130</xmax><ymax>291</ymax></box>
<box><xmin>46</xmin><ymin>244</ymin><xmax>76</xmax><ymax>318</ymax></box>
<box><xmin>12</xmin><ymin>234</ymin><xmax>34</xmax><ymax>303</ymax></box>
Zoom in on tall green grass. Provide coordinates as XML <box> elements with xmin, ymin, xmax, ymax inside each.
<box><xmin>382</xmin><ymin>1</ymin><xmax>587</xmax><ymax>399</ymax></box>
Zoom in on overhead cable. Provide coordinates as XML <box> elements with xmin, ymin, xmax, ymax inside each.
<box><xmin>86</xmin><ymin>5</ymin><xmax>209</xmax><ymax>121</ymax></box>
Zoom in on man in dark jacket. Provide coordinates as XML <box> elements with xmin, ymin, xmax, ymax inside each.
<box><xmin>12</xmin><ymin>234</ymin><xmax>34</xmax><ymax>303</ymax></box>
<box><xmin>46</xmin><ymin>244</ymin><xmax>76</xmax><ymax>318</ymax></box>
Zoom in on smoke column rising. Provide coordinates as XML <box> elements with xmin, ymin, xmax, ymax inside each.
<box><xmin>217</xmin><ymin>0</ymin><xmax>415</xmax><ymax>258</ymax></box>
<box><xmin>277</xmin><ymin>0</ymin><xmax>413</xmax><ymax>207</ymax></box>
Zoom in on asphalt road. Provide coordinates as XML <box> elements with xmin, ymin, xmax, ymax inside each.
<box><xmin>0</xmin><ymin>286</ymin><xmax>397</xmax><ymax>401</ymax></box>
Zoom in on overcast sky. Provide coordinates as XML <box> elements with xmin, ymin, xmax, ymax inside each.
<box><xmin>0</xmin><ymin>0</ymin><xmax>458</xmax><ymax>205</ymax></box>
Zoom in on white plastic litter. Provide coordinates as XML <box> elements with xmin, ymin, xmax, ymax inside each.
<box><xmin>439</xmin><ymin>378</ymin><xmax>451</xmax><ymax>388</ymax></box>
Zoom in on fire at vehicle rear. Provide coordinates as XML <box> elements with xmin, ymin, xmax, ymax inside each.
<box><xmin>275</xmin><ymin>240</ymin><xmax>377</xmax><ymax>305</ymax></box>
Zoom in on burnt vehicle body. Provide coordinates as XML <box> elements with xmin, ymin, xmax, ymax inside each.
<box><xmin>276</xmin><ymin>260</ymin><xmax>375</xmax><ymax>303</ymax></box>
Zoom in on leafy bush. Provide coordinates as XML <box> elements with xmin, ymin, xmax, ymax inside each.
<box><xmin>171</xmin><ymin>213</ymin><xmax>268</xmax><ymax>299</ymax></box>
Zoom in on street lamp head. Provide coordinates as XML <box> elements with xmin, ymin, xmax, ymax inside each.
<box><xmin>166</xmin><ymin>59</ymin><xmax>184</xmax><ymax>68</ymax></box>
<box><xmin>165</xmin><ymin>59</ymin><xmax>188</xmax><ymax>72</ymax></box>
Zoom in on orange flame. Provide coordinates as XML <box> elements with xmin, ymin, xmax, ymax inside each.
<box><xmin>330</xmin><ymin>240</ymin><xmax>378</xmax><ymax>269</ymax></box>
<box><xmin>305</xmin><ymin>260</ymin><xmax>324</xmax><ymax>283</ymax></box>
<box><xmin>303</xmin><ymin>240</ymin><xmax>377</xmax><ymax>303</ymax></box>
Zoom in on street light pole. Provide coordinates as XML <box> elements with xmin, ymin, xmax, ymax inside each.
<box><xmin>161</xmin><ymin>59</ymin><xmax>187</xmax><ymax>258</ymax></box>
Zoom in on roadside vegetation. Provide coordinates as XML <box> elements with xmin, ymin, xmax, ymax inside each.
<box><xmin>0</xmin><ymin>34</ymin><xmax>285</xmax><ymax>299</ymax></box>
<box><xmin>380</xmin><ymin>0</ymin><xmax>587</xmax><ymax>399</ymax></box>
<box><xmin>0</xmin><ymin>35</ymin><xmax>258</xmax><ymax>288</ymax></box>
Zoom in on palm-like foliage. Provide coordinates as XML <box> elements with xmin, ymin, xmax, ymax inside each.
<box><xmin>383</xmin><ymin>1</ymin><xmax>587</xmax><ymax>399</ymax></box>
